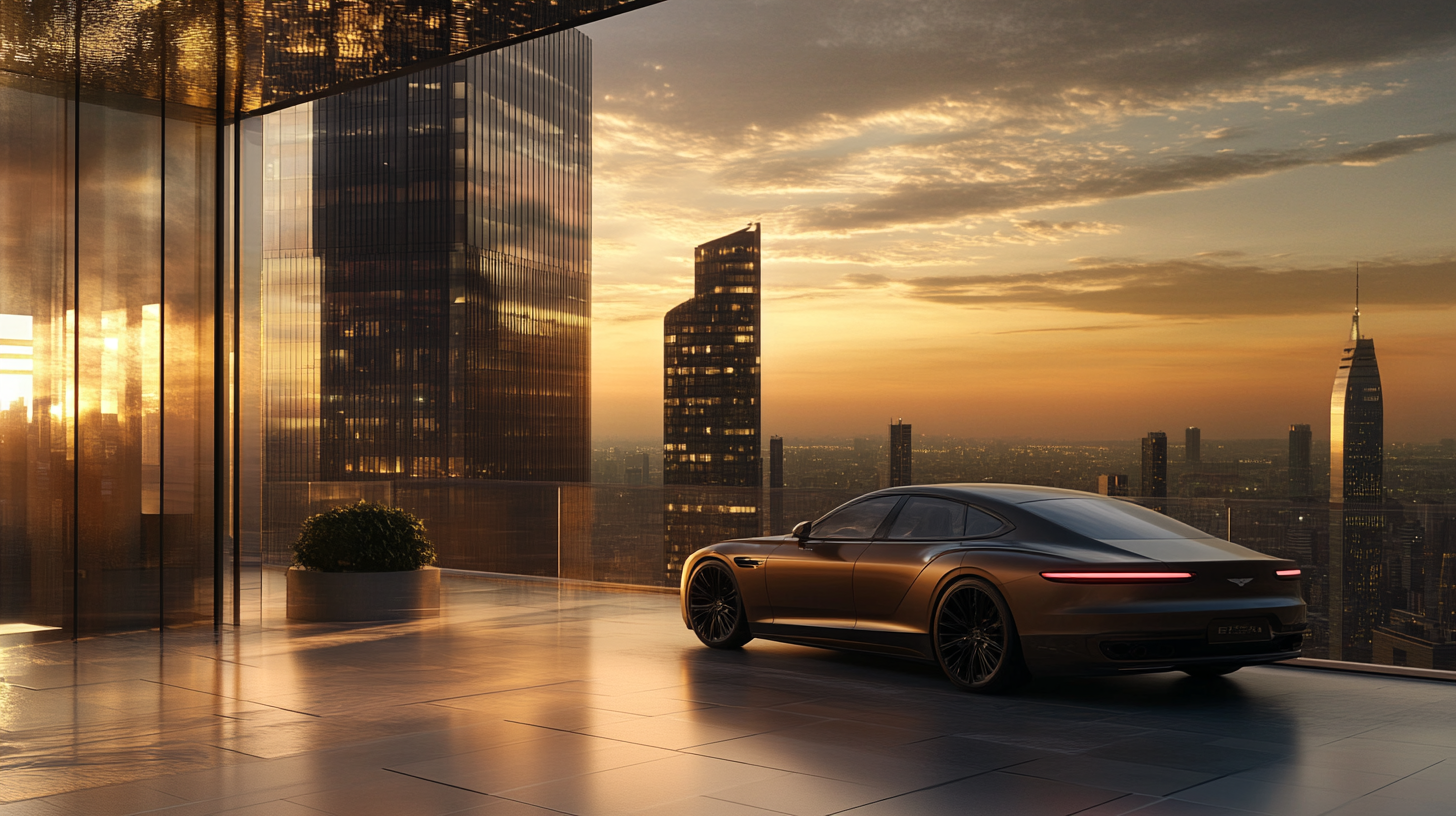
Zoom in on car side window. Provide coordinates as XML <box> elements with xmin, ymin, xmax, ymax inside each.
<box><xmin>886</xmin><ymin>497</ymin><xmax>967</xmax><ymax>539</ymax></box>
<box><xmin>812</xmin><ymin>497</ymin><xmax>902</xmax><ymax>539</ymax></box>
<box><xmin>963</xmin><ymin>505</ymin><xmax>1006</xmax><ymax>537</ymax></box>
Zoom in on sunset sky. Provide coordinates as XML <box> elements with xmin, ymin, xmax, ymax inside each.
<box><xmin>582</xmin><ymin>1</ymin><xmax>1456</xmax><ymax>443</ymax></box>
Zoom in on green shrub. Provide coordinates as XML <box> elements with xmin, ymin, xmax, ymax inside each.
<box><xmin>292</xmin><ymin>500</ymin><xmax>436</xmax><ymax>573</ymax></box>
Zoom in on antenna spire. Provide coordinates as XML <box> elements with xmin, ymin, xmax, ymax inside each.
<box><xmin>1350</xmin><ymin>263</ymin><xmax>1362</xmax><ymax>342</ymax></box>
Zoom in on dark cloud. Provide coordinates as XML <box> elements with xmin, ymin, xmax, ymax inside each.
<box><xmin>840</xmin><ymin>272</ymin><xmax>892</xmax><ymax>288</ymax></box>
<box><xmin>892</xmin><ymin>258</ymin><xmax>1456</xmax><ymax>316</ymax></box>
<box><xmin>593</xmin><ymin>1</ymin><xmax>1456</xmax><ymax>145</ymax></box>
<box><xmin>796</xmin><ymin>134</ymin><xmax>1456</xmax><ymax>231</ymax></box>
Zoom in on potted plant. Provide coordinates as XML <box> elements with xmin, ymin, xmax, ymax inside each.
<box><xmin>286</xmin><ymin>500</ymin><xmax>441</xmax><ymax>622</ymax></box>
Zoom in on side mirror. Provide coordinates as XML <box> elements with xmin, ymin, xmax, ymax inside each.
<box><xmin>791</xmin><ymin>521</ymin><xmax>811</xmax><ymax>543</ymax></box>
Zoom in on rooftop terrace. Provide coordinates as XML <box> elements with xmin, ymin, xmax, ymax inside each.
<box><xmin>3</xmin><ymin>573</ymin><xmax>1455</xmax><ymax>816</ymax></box>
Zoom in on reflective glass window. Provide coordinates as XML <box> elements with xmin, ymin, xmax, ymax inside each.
<box><xmin>1021</xmin><ymin>498</ymin><xmax>1214</xmax><ymax>541</ymax></box>
<box><xmin>886</xmin><ymin>497</ymin><xmax>966</xmax><ymax>539</ymax></box>
<box><xmin>812</xmin><ymin>496</ymin><xmax>901</xmax><ymax>539</ymax></box>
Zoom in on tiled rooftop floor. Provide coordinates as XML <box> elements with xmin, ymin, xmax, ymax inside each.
<box><xmin>3</xmin><ymin>573</ymin><xmax>1456</xmax><ymax>816</ymax></box>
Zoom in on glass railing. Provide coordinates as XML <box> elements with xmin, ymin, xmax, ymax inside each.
<box><xmin>261</xmin><ymin>480</ymin><xmax>1456</xmax><ymax>673</ymax></box>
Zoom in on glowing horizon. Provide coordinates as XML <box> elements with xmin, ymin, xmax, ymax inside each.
<box><xmin>583</xmin><ymin>1</ymin><xmax>1456</xmax><ymax>444</ymax></box>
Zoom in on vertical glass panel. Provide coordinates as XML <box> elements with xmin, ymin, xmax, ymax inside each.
<box><xmin>161</xmin><ymin>111</ymin><xmax>216</xmax><ymax>627</ymax></box>
<box><xmin>0</xmin><ymin>70</ymin><xmax>74</xmax><ymax>641</ymax></box>
<box><xmin>75</xmin><ymin>95</ymin><xmax>162</xmax><ymax>635</ymax></box>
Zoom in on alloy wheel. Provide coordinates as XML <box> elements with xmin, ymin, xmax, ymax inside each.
<box><xmin>688</xmin><ymin>562</ymin><xmax>748</xmax><ymax>647</ymax></box>
<box><xmin>936</xmin><ymin>581</ymin><xmax>1010</xmax><ymax>687</ymax></box>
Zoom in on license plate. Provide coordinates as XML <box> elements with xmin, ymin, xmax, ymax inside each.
<box><xmin>1208</xmin><ymin>618</ymin><xmax>1271</xmax><ymax>644</ymax></box>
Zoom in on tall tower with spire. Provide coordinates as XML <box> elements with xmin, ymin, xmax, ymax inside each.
<box><xmin>1328</xmin><ymin>268</ymin><xmax>1384</xmax><ymax>662</ymax></box>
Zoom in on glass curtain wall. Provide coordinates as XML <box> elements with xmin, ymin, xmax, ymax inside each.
<box><xmin>259</xmin><ymin>31</ymin><xmax>592</xmax><ymax>577</ymax></box>
<box><xmin>1</xmin><ymin>0</ymin><xmax>652</xmax><ymax>637</ymax></box>
<box><xmin>0</xmin><ymin>4</ymin><xmax>221</xmax><ymax>638</ymax></box>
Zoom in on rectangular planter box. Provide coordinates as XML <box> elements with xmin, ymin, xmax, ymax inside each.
<box><xmin>286</xmin><ymin>566</ymin><xmax>440</xmax><ymax>622</ymax></box>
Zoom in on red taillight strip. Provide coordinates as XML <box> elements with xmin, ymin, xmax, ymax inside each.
<box><xmin>1276</xmin><ymin>568</ymin><xmax>1302</xmax><ymax>579</ymax></box>
<box><xmin>1040</xmin><ymin>571</ymin><xmax>1195</xmax><ymax>583</ymax></box>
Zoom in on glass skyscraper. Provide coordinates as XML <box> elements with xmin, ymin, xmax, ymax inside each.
<box><xmin>889</xmin><ymin>420</ymin><xmax>913</xmax><ymax>487</ymax></box>
<box><xmin>1141</xmin><ymin>431</ymin><xmax>1168</xmax><ymax>504</ymax></box>
<box><xmin>259</xmin><ymin>32</ymin><xmax>592</xmax><ymax>573</ymax></box>
<box><xmin>1329</xmin><ymin>303</ymin><xmax>1384</xmax><ymax>661</ymax></box>
<box><xmin>663</xmin><ymin>225</ymin><xmax>762</xmax><ymax>583</ymax></box>
<box><xmin>1289</xmin><ymin>423</ymin><xmax>1314</xmax><ymax>500</ymax></box>
<box><xmin>264</xmin><ymin>33</ymin><xmax>591</xmax><ymax>485</ymax></box>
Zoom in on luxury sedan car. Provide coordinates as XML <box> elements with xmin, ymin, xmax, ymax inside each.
<box><xmin>680</xmin><ymin>484</ymin><xmax>1307</xmax><ymax>692</ymax></box>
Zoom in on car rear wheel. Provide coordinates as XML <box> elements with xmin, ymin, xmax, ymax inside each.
<box><xmin>933</xmin><ymin>578</ymin><xmax>1025</xmax><ymax>693</ymax></box>
<box><xmin>687</xmin><ymin>560</ymin><xmax>753</xmax><ymax>649</ymax></box>
<box><xmin>1181</xmin><ymin>664</ymin><xmax>1241</xmax><ymax>678</ymax></box>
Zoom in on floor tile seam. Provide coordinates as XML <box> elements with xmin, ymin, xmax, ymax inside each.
<box><xmin>502</xmin><ymin>717</ymin><xmax>759</xmax><ymax>754</ymax></box>
<box><xmin>671</xmin><ymin>744</ymin><xmax>887</xmax><ymax>786</ymax></box>
<box><xmin>138</xmin><ymin>679</ymin><xmax>323</xmax><ymax>718</ymax></box>
<box><xmin>821</xmin><ymin>764</ymin><xmax>1024</xmax><ymax>815</ymax></box>
<box><xmin>381</xmin><ymin>766</ymin><xmax>574</xmax><ymax>814</ymax></box>
<box><xmin>1306</xmin><ymin>722</ymin><xmax>1403</xmax><ymax>748</ymax></box>
<box><xmin>1325</xmin><ymin>757</ymin><xmax>1451</xmax><ymax>807</ymax></box>
<box><xmin>414</xmin><ymin>679</ymin><xmax>584</xmax><ymax>705</ymax></box>
<box><xmin>1063</xmin><ymin>792</ymin><xmax>1150</xmax><ymax>816</ymax></box>
<box><xmin>0</xmin><ymin>719</ymin><xmax>266</xmax><ymax>756</ymax></box>
<box><xmin>698</xmin><ymin>793</ymin><xmax>798</xmax><ymax>816</ymax></box>
<box><xmin>994</xmin><ymin>763</ymin><xmax>1213</xmax><ymax>797</ymax></box>
<box><xmin>1117</xmin><ymin>795</ymin><xmax>1273</xmax><ymax>816</ymax></box>
<box><xmin>1158</xmin><ymin>763</ymin><xmax>1385</xmax><ymax>814</ymax></box>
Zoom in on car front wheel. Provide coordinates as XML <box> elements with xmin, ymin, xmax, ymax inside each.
<box><xmin>687</xmin><ymin>560</ymin><xmax>753</xmax><ymax>649</ymax></box>
<box><xmin>933</xmin><ymin>578</ymin><xmax>1025</xmax><ymax>693</ymax></box>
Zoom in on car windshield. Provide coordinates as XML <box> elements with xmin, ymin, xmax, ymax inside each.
<box><xmin>1020</xmin><ymin>498</ymin><xmax>1215</xmax><ymax>541</ymax></box>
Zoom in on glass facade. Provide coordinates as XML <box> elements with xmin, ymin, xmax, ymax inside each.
<box><xmin>0</xmin><ymin>68</ymin><xmax>219</xmax><ymax>637</ymax></box>
<box><xmin>663</xmin><ymin>225</ymin><xmax>763</xmax><ymax>584</ymax></box>
<box><xmin>889</xmin><ymin>420</ymin><xmax>912</xmax><ymax>487</ymax></box>
<box><xmin>260</xmin><ymin>31</ymin><xmax>591</xmax><ymax>575</ymax></box>
<box><xmin>0</xmin><ymin>0</ymin><xmax>648</xmax><ymax>637</ymax></box>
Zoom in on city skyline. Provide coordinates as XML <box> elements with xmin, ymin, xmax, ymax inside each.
<box><xmin>583</xmin><ymin>1</ymin><xmax>1456</xmax><ymax>443</ymax></box>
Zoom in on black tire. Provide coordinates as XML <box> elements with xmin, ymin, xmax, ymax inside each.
<box><xmin>1181</xmin><ymin>664</ymin><xmax>1241</xmax><ymax>678</ymax></box>
<box><xmin>933</xmin><ymin>578</ymin><xmax>1025</xmax><ymax>693</ymax></box>
<box><xmin>687</xmin><ymin>561</ymin><xmax>753</xmax><ymax>649</ymax></box>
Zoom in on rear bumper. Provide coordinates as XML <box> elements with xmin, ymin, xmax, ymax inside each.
<box><xmin>1022</xmin><ymin>628</ymin><xmax>1307</xmax><ymax>677</ymax></box>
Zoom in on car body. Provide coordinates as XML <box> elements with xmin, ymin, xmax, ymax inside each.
<box><xmin>680</xmin><ymin>484</ymin><xmax>1307</xmax><ymax>688</ymax></box>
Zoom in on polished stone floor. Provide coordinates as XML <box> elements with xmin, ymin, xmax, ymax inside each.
<box><xmin>4</xmin><ymin>574</ymin><xmax>1456</xmax><ymax>816</ymax></box>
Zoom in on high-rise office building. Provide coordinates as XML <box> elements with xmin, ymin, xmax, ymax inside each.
<box><xmin>769</xmin><ymin>435</ymin><xmax>785</xmax><ymax>535</ymax></box>
<box><xmin>303</xmin><ymin>36</ymin><xmax>590</xmax><ymax>483</ymax></box>
<box><xmin>1289</xmin><ymin>423</ymin><xmax>1314</xmax><ymax>499</ymax></box>
<box><xmin>889</xmin><ymin>420</ymin><xmax>913</xmax><ymax>487</ymax></box>
<box><xmin>1098</xmin><ymin>474</ymin><xmax>1129</xmax><ymax>497</ymax></box>
<box><xmin>259</xmin><ymin>33</ymin><xmax>593</xmax><ymax>574</ymax></box>
<box><xmin>663</xmin><ymin>225</ymin><xmax>762</xmax><ymax>582</ymax></box>
<box><xmin>1141</xmin><ymin>432</ymin><xmax>1168</xmax><ymax>504</ymax></box>
<box><xmin>1329</xmin><ymin>293</ymin><xmax>1384</xmax><ymax>661</ymax></box>
<box><xmin>1186</xmin><ymin>427</ymin><xmax>1201</xmax><ymax>464</ymax></box>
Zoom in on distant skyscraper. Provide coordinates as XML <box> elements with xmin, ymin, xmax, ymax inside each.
<box><xmin>889</xmin><ymin>420</ymin><xmax>913</xmax><ymax>487</ymax></box>
<box><xmin>769</xmin><ymin>435</ymin><xmax>784</xmax><ymax>535</ymax></box>
<box><xmin>1140</xmin><ymin>431</ymin><xmax>1168</xmax><ymax>502</ymax></box>
<box><xmin>663</xmin><ymin>225</ymin><xmax>762</xmax><ymax>582</ymax></box>
<box><xmin>1185</xmin><ymin>427</ymin><xmax>1201</xmax><ymax>464</ymax></box>
<box><xmin>1098</xmin><ymin>474</ymin><xmax>1129</xmax><ymax>497</ymax></box>
<box><xmin>1289</xmin><ymin>423</ymin><xmax>1313</xmax><ymax>499</ymax></box>
<box><xmin>1329</xmin><ymin>285</ymin><xmax>1384</xmax><ymax>662</ymax></box>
